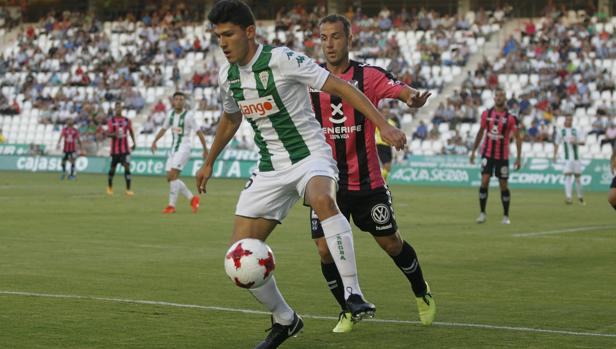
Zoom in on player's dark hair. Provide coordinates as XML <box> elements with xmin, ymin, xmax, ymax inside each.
<box><xmin>208</xmin><ymin>0</ymin><xmax>256</xmax><ymax>29</ymax></box>
<box><xmin>173</xmin><ymin>91</ymin><xmax>185</xmax><ymax>98</ymax></box>
<box><xmin>319</xmin><ymin>14</ymin><xmax>351</xmax><ymax>37</ymax></box>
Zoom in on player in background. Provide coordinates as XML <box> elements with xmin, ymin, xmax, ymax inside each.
<box><xmin>151</xmin><ymin>92</ymin><xmax>208</xmax><ymax>214</ymax></box>
<box><xmin>375</xmin><ymin>111</ymin><xmax>400</xmax><ymax>181</ymax></box>
<box><xmin>553</xmin><ymin>116</ymin><xmax>586</xmax><ymax>205</ymax></box>
<box><xmin>106</xmin><ymin>102</ymin><xmax>136</xmax><ymax>196</ymax></box>
<box><xmin>310</xmin><ymin>14</ymin><xmax>434</xmax><ymax>333</ymax></box>
<box><xmin>196</xmin><ymin>1</ymin><xmax>406</xmax><ymax>348</ymax></box>
<box><xmin>470</xmin><ymin>88</ymin><xmax>522</xmax><ymax>224</ymax></box>
<box><xmin>57</xmin><ymin>118</ymin><xmax>82</xmax><ymax>180</ymax></box>
<box><xmin>609</xmin><ymin>148</ymin><xmax>616</xmax><ymax>210</ymax></box>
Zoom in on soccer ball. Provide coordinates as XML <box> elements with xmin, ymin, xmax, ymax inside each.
<box><xmin>224</xmin><ymin>238</ymin><xmax>275</xmax><ymax>289</ymax></box>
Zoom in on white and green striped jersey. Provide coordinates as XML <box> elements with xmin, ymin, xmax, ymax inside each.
<box><xmin>163</xmin><ymin>109</ymin><xmax>199</xmax><ymax>153</ymax></box>
<box><xmin>555</xmin><ymin>127</ymin><xmax>585</xmax><ymax>160</ymax></box>
<box><xmin>219</xmin><ymin>44</ymin><xmax>332</xmax><ymax>172</ymax></box>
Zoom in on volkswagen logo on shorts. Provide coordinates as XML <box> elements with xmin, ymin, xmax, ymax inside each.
<box><xmin>371</xmin><ymin>204</ymin><xmax>390</xmax><ymax>224</ymax></box>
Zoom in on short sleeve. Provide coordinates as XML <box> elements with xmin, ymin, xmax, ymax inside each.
<box><xmin>369</xmin><ymin>67</ymin><xmax>405</xmax><ymax>101</ymax></box>
<box><xmin>554</xmin><ymin>128</ymin><xmax>563</xmax><ymax>144</ymax></box>
<box><xmin>163</xmin><ymin>112</ymin><xmax>171</xmax><ymax>129</ymax></box>
<box><xmin>480</xmin><ymin>110</ymin><xmax>488</xmax><ymax>129</ymax></box>
<box><xmin>220</xmin><ymin>83</ymin><xmax>240</xmax><ymax>114</ymax></box>
<box><xmin>278</xmin><ymin>48</ymin><xmax>329</xmax><ymax>90</ymax></box>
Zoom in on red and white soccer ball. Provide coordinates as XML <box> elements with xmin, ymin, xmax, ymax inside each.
<box><xmin>224</xmin><ymin>238</ymin><xmax>275</xmax><ymax>289</ymax></box>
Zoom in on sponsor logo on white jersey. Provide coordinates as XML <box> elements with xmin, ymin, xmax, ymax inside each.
<box><xmin>237</xmin><ymin>96</ymin><xmax>279</xmax><ymax>119</ymax></box>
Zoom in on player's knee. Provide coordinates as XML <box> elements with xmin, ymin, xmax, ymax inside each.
<box><xmin>376</xmin><ymin>233</ymin><xmax>403</xmax><ymax>256</ymax></box>
<box><xmin>310</xmin><ymin>193</ymin><xmax>337</xmax><ymax>217</ymax></box>
<box><xmin>608</xmin><ymin>191</ymin><xmax>616</xmax><ymax>209</ymax></box>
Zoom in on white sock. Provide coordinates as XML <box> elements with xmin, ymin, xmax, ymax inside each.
<box><xmin>565</xmin><ymin>175</ymin><xmax>573</xmax><ymax>199</ymax></box>
<box><xmin>249</xmin><ymin>276</ymin><xmax>294</xmax><ymax>325</ymax></box>
<box><xmin>320</xmin><ymin>213</ymin><xmax>362</xmax><ymax>300</ymax></box>
<box><xmin>169</xmin><ymin>180</ymin><xmax>179</xmax><ymax>207</ymax></box>
<box><xmin>575</xmin><ymin>177</ymin><xmax>584</xmax><ymax>199</ymax></box>
<box><xmin>176</xmin><ymin>179</ymin><xmax>194</xmax><ymax>200</ymax></box>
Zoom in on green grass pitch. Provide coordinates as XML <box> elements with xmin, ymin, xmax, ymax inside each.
<box><xmin>1</xmin><ymin>172</ymin><xmax>615</xmax><ymax>348</ymax></box>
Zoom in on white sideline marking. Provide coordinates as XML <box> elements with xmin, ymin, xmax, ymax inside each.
<box><xmin>513</xmin><ymin>225</ymin><xmax>616</xmax><ymax>237</ymax></box>
<box><xmin>2</xmin><ymin>290</ymin><xmax>615</xmax><ymax>338</ymax></box>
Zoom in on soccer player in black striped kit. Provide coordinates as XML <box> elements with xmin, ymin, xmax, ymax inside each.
<box><xmin>309</xmin><ymin>14</ymin><xmax>436</xmax><ymax>333</ymax></box>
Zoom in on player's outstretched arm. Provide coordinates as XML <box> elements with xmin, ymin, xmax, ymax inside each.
<box><xmin>399</xmin><ymin>87</ymin><xmax>431</xmax><ymax>109</ymax></box>
<box><xmin>321</xmin><ymin>74</ymin><xmax>406</xmax><ymax>150</ymax></box>
<box><xmin>196</xmin><ymin>111</ymin><xmax>242</xmax><ymax>194</ymax></box>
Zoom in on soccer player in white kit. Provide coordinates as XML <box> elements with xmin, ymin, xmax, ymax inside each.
<box><xmin>195</xmin><ymin>1</ymin><xmax>407</xmax><ymax>348</ymax></box>
<box><xmin>553</xmin><ymin>116</ymin><xmax>585</xmax><ymax>205</ymax></box>
<box><xmin>152</xmin><ymin>92</ymin><xmax>208</xmax><ymax>214</ymax></box>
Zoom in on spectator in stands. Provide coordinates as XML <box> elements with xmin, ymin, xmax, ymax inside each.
<box><xmin>0</xmin><ymin>128</ymin><xmax>4</xmax><ymax>144</ymax></box>
<box><xmin>140</xmin><ymin>116</ymin><xmax>155</xmax><ymax>135</ymax></box>
<box><xmin>589</xmin><ymin>117</ymin><xmax>607</xmax><ymax>136</ymax></box>
<box><xmin>601</xmin><ymin>120</ymin><xmax>616</xmax><ymax>149</ymax></box>
<box><xmin>413</xmin><ymin>121</ymin><xmax>428</xmax><ymax>141</ymax></box>
<box><xmin>526</xmin><ymin>120</ymin><xmax>541</xmax><ymax>142</ymax></box>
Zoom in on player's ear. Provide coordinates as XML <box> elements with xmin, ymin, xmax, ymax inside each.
<box><xmin>245</xmin><ymin>24</ymin><xmax>256</xmax><ymax>40</ymax></box>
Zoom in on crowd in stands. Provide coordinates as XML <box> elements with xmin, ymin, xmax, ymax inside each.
<box><xmin>416</xmin><ymin>5</ymin><xmax>616</xmax><ymax>158</ymax></box>
<box><xmin>0</xmin><ymin>3</ymin><xmax>214</xmax><ymax>153</ymax></box>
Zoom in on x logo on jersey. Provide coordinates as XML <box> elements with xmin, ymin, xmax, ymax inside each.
<box><xmin>329</xmin><ymin>102</ymin><xmax>347</xmax><ymax>124</ymax></box>
<box><xmin>331</xmin><ymin>103</ymin><xmax>343</xmax><ymax>116</ymax></box>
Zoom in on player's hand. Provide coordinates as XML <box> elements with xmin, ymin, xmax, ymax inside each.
<box><xmin>151</xmin><ymin>142</ymin><xmax>157</xmax><ymax>154</ymax></box>
<box><xmin>469</xmin><ymin>152</ymin><xmax>476</xmax><ymax>164</ymax></box>
<box><xmin>196</xmin><ymin>163</ymin><xmax>213</xmax><ymax>194</ymax></box>
<box><xmin>406</xmin><ymin>90</ymin><xmax>431</xmax><ymax>109</ymax></box>
<box><xmin>380</xmin><ymin>123</ymin><xmax>406</xmax><ymax>151</ymax></box>
<box><xmin>131</xmin><ymin>143</ymin><xmax>136</xmax><ymax>151</ymax></box>
<box><xmin>514</xmin><ymin>158</ymin><xmax>522</xmax><ymax>171</ymax></box>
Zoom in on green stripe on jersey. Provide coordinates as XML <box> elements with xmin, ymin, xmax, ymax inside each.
<box><xmin>253</xmin><ymin>45</ymin><xmax>310</xmax><ymax>164</ymax></box>
<box><xmin>174</xmin><ymin>111</ymin><xmax>186</xmax><ymax>152</ymax></box>
<box><xmin>228</xmin><ymin>64</ymin><xmax>273</xmax><ymax>172</ymax></box>
<box><xmin>562</xmin><ymin>129</ymin><xmax>569</xmax><ymax>160</ymax></box>
<box><xmin>572</xmin><ymin>128</ymin><xmax>578</xmax><ymax>160</ymax></box>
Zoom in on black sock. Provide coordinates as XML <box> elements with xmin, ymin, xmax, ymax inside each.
<box><xmin>479</xmin><ymin>187</ymin><xmax>488</xmax><ymax>213</ymax></box>
<box><xmin>320</xmin><ymin>262</ymin><xmax>346</xmax><ymax>311</ymax></box>
<box><xmin>70</xmin><ymin>163</ymin><xmax>75</xmax><ymax>176</ymax></box>
<box><xmin>108</xmin><ymin>172</ymin><xmax>114</xmax><ymax>187</ymax></box>
<box><xmin>501</xmin><ymin>189</ymin><xmax>510</xmax><ymax>216</ymax></box>
<box><xmin>125</xmin><ymin>171</ymin><xmax>131</xmax><ymax>190</ymax></box>
<box><xmin>391</xmin><ymin>241</ymin><xmax>427</xmax><ymax>297</ymax></box>
<box><xmin>61</xmin><ymin>161</ymin><xmax>66</xmax><ymax>173</ymax></box>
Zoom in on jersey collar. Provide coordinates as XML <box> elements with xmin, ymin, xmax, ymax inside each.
<box><xmin>239</xmin><ymin>44</ymin><xmax>263</xmax><ymax>69</ymax></box>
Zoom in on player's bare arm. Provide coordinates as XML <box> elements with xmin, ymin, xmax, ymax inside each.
<box><xmin>129</xmin><ymin>126</ymin><xmax>136</xmax><ymax>151</ymax></box>
<box><xmin>469</xmin><ymin>126</ymin><xmax>485</xmax><ymax>164</ymax></box>
<box><xmin>151</xmin><ymin>127</ymin><xmax>167</xmax><ymax>153</ymax></box>
<box><xmin>196</xmin><ymin>130</ymin><xmax>209</xmax><ymax>159</ymax></box>
<box><xmin>399</xmin><ymin>86</ymin><xmax>431</xmax><ymax>109</ymax></box>
<box><xmin>611</xmin><ymin>149</ymin><xmax>616</xmax><ymax>174</ymax></box>
<box><xmin>514</xmin><ymin>128</ymin><xmax>522</xmax><ymax>170</ymax></box>
<box><xmin>321</xmin><ymin>74</ymin><xmax>407</xmax><ymax>150</ymax></box>
<box><xmin>196</xmin><ymin>111</ymin><xmax>242</xmax><ymax>194</ymax></box>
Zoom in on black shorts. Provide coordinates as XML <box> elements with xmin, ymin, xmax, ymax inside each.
<box><xmin>611</xmin><ymin>176</ymin><xmax>616</xmax><ymax>189</ymax></box>
<box><xmin>481</xmin><ymin>157</ymin><xmax>510</xmax><ymax>179</ymax></box>
<box><xmin>62</xmin><ymin>152</ymin><xmax>76</xmax><ymax>161</ymax></box>
<box><xmin>110</xmin><ymin>154</ymin><xmax>130</xmax><ymax>168</ymax></box>
<box><xmin>311</xmin><ymin>186</ymin><xmax>398</xmax><ymax>238</ymax></box>
<box><xmin>377</xmin><ymin>144</ymin><xmax>393</xmax><ymax>164</ymax></box>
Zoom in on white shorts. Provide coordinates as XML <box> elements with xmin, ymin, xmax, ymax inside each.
<box><xmin>165</xmin><ymin>149</ymin><xmax>191</xmax><ymax>171</ymax></box>
<box><xmin>235</xmin><ymin>155</ymin><xmax>338</xmax><ymax>222</ymax></box>
<box><xmin>563</xmin><ymin>160</ymin><xmax>582</xmax><ymax>175</ymax></box>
